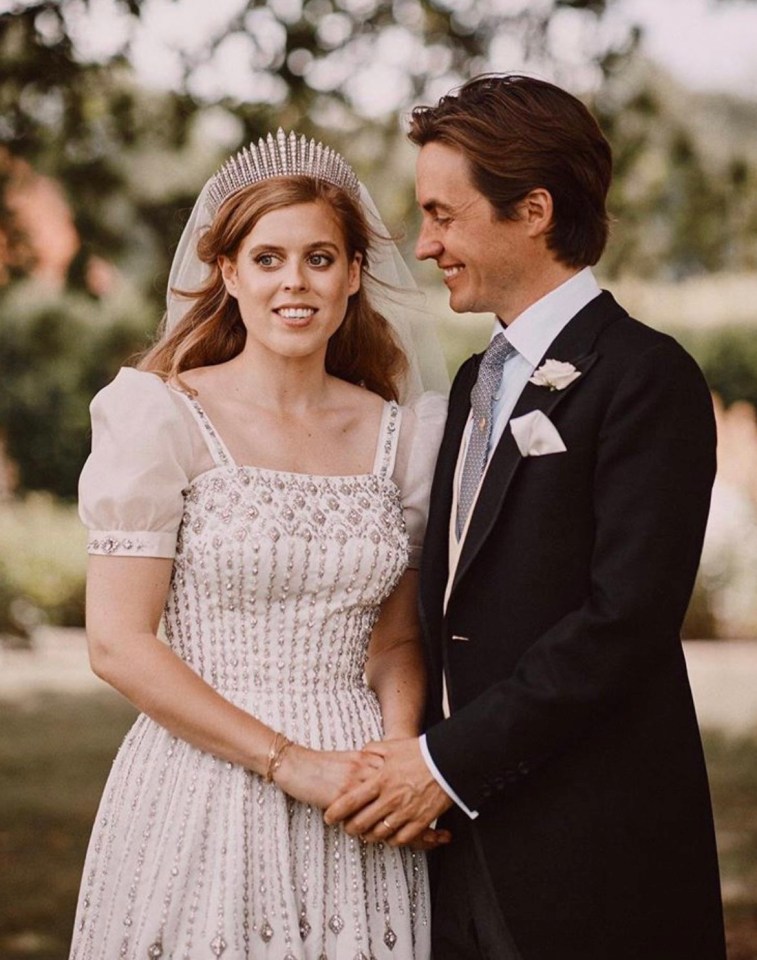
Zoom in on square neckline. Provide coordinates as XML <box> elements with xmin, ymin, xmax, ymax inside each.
<box><xmin>167</xmin><ymin>380</ymin><xmax>402</xmax><ymax>483</ymax></box>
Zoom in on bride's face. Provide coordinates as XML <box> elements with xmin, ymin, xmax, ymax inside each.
<box><xmin>219</xmin><ymin>200</ymin><xmax>362</xmax><ymax>362</ymax></box>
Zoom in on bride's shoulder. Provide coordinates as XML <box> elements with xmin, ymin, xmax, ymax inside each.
<box><xmin>90</xmin><ymin>367</ymin><xmax>193</xmax><ymax>442</ymax></box>
<box><xmin>93</xmin><ymin>366</ymin><xmax>171</xmax><ymax>408</ymax></box>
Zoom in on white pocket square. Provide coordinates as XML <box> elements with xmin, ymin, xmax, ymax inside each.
<box><xmin>510</xmin><ymin>410</ymin><xmax>567</xmax><ymax>457</ymax></box>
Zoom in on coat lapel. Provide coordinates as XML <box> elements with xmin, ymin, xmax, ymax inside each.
<box><xmin>449</xmin><ymin>291</ymin><xmax>627</xmax><ymax>597</ymax></box>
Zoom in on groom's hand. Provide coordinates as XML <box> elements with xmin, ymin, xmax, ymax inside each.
<box><xmin>324</xmin><ymin>737</ymin><xmax>454</xmax><ymax>847</ymax></box>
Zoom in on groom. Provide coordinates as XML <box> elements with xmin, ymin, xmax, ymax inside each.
<box><xmin>326</xmin><ymin>75</ymin><xmax>726</xmax><ymax>959</ymax></box>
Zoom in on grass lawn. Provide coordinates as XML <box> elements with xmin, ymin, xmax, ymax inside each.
<box><xmin>0</xmin><ymin>692</ymin><xmax>136</xmax><ymax>960</ymax></box>
<box><xmin>0</xmin><ymin>693</ymin><xmax>755</xmax><ymax>959</ymax></box>
<box><xmin>704</xmin><ymin>730</ymin><xmax>757</xmax><ymax>960</ymax></box>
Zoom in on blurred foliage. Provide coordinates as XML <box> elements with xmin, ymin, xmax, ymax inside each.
<box><xmin>597</xmin><ymin>69</ymin><xmax>757</xmax><ymax>279</ymax></box>
<box><xmin>0</xmin><ymin>0</ymin><xmax>629</xmax><ymax>302</ymax></box>
<box><xmin>0</xmin><ymin>495</ymin><xmax>86</xmax><ymax>637</ymax></box>
<box><xmin>0</xmin><ymin>282</ymin><xmax>152</xmax><ymax>498</ymax></box>
<box><xmin>0</xmin><ymin>0</ymin><xmax>753</xmax><ymax>293</ymax></box>
<box><xmin>1</xmin><ymin>0</ymin><xmax>757</xmax><ymax>500</ymax></box>
<box><xmin>0</xmin><ymin>0</ymin><xmax>634</xmax><ymax>497</ymax></box>
<box><xmin>674</xmin><ymin>325</ymin><xmax>757</xmax><ymax>410</ymax></box>
<box><xmin>0</xmin><ymin>11</ymin><xmax>205</xmax><ymax>300</ymax></box>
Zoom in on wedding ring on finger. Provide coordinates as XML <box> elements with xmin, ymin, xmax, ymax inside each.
<box><xmin>382</xmin><ymin>817</ymin><xmax>394</xmax><ymax>832</ymax></box>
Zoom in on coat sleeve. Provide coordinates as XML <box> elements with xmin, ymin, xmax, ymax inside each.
<box><xmin>424</xmin><ymin>337</ymin><xmax>717</xmax><ymax>811</ymax></box>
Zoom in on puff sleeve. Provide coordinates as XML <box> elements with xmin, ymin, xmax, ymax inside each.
<box><xmin>79</xmin><ymin>368</ymin><xmax>194</xmax><ymax>558</ymax></box>
<box><xmin>394</xmin><ymin>391</ymin><xmax>448</xmax><ymax>569</ymax></box>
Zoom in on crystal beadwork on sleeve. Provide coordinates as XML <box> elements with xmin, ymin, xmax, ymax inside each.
<box><xmin>86</xmin><ymin>532</ymin><xmax>175</xmax><ymax>557</ymax></box>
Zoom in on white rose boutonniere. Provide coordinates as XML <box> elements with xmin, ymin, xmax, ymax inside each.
<box><xmin>529</xmin><ymin>359</ymin><xmax>581</xmax><ymax>391</ymax></box>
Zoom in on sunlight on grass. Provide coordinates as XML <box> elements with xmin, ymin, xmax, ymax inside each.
<box><xmin>0</xmin><ymin>692</ymin><xmax>135</xmax><ymax>960</ymax></box>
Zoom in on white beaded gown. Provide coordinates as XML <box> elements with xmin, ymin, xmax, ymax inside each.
<box><xmin>72</xmin><ymin>368</ymin><xmax>445</xmax><ymax>960</ymax></box>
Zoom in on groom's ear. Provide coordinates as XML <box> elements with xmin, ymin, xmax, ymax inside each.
<box><xmin>521</xmin><ymin>188</ymin><xmax>554</xmax><ymax>239</ymax></box>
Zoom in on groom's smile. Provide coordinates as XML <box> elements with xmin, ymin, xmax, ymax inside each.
<box><xmin>442</xmin><ymin>265</ymin><xmax>464</xmax><ymax>282</ymax></box>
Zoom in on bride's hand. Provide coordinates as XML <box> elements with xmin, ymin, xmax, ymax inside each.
<box><xmin>273</xmin><ymin>744</ymin><xmax>383</xmax><ymax>810</ymax></box>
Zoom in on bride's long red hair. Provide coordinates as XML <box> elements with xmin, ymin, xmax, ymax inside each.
<box><xmin>139</xmin><ymin>177</ymin><xmax>408</xmax><ymax>401</ymax></box>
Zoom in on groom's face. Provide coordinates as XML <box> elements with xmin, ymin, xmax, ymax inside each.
<box><xmin>415</xmin><ymin>141</ymin><xmax>535</xmax><ymax>323</ymax></box>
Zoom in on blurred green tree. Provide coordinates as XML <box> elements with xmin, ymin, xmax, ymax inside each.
<box><xmin>3</xmin><ymin>0</ymin><xmax>757</xmax><ymax>499</ymax></box>
<box><xmin>0</xmin><ymin>0</ymin><xmax>630</xmax><ymax>296</ymax></box>
<box><xmin>0</xmin><ymin>282</ymin><xmax>152</xmax><ymax>497</ymax></box>
<box><xmin>597</xmin><ymin>67</ymin><xmax>757</xmax><ymax>279</ymax></box>
<box><xmin>677</xmin><ymin>325</ymin><xmax>757</xmax><ymax>411</ymax></box>
<box><xmin>0</xmin><ymin>0</ymin><xmax>636</xmax><ymax>496</ymax></box>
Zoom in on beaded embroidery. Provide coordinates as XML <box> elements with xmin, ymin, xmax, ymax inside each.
<box><xmin>87</xmin><ymin>536</ymin><xmax>146</xmax><ymax>555</ymax></box>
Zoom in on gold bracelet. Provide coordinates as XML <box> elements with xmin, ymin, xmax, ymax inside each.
<box><xmin>269</xmin><ymin>737</ymin><xmax>293</xmax><ymax>783</ymax></box>
<box><xmin>264</xmin><ymin>732</ymin><xmax>293</xmax><ymax>783</ymax></box>
<box><xmin>264</xmin><ymin>732</ymin><xmax>283</xmax><ymax>783</ymax></box>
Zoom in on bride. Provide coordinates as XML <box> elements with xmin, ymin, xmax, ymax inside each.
<box><xmin>70</xmin><ymin>131</ymin><xmax>449</xmax><ymax>960</ymax></box>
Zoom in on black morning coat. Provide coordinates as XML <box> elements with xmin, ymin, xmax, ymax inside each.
<box><xmin>419</xmin><ymin>291</ymin><xmax>726</xmax><ymax>960</ymax></box>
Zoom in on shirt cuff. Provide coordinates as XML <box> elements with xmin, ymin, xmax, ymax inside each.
<box><xmin>419</xmin><ymin>734</ymin><xmax>479</xmax><ymax>820</ymax></box>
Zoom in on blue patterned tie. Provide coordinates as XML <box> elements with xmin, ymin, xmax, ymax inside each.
<box><xmin>456</xmin><ymin>332</ymin><xmax>517</xmax><ymax>537</ymax></box>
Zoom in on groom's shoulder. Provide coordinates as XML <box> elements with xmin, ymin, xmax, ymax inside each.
<box><xmin>597</xmin><ymin>297</ymin><xmax>696</xmax><ymax>364</ymax></box>
<box><xmin>597</xmin><ymin>297</ymin><xmax>707</xmax><ymax>388</ymax></box>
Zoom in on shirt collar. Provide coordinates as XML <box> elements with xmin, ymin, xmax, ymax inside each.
<box><xmin>489</xmin><ymin>267</ymin><xmax>602</xmax><ymax>368</ymax></box>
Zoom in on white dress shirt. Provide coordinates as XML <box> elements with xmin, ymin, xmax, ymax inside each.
<box><xmin>419</xmin><ymin>267</ymin><xmax>602</xmax><ymax>818</ymax></box>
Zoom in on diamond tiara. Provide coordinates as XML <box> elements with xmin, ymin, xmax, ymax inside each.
<box><xmin>205</xmin><ymin>129</ymin><xmax>361</xmax><ymax>216</ymax></box>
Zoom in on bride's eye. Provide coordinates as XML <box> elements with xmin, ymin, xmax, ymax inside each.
<box><xmin>308</xmin><ymin>253</ymin><xmax>334</xmax><ymax>267</ymax></box>
<box><xmin>255</xmin><ymin>253</ymin><xmax>279</xmax><ymax>267</ymax></box>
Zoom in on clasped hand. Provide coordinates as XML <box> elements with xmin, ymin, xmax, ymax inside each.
<box><xmin>273</xmin><ymin>744</ymin><xmax>382</xmax><ymax>811</ymax></box>
<box><xmin>324</xmin><ymin>737</ymin><xmax>453</xmax><ymax>850</ymax></box>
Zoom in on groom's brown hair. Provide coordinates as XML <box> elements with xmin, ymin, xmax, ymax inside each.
<box><xmin>408</xmin><ymin>74</ymin><xmax>612</xmax><ymax>268</ymax></box>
